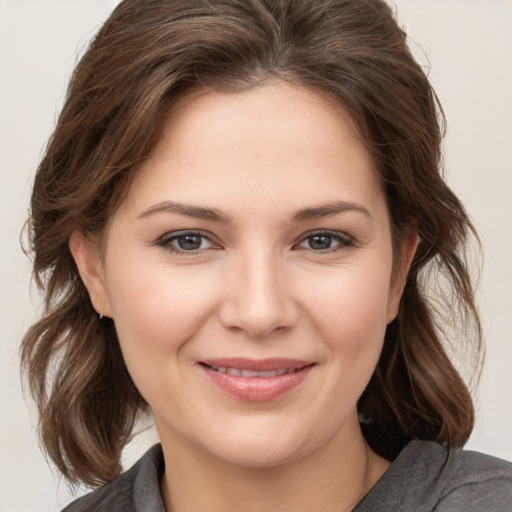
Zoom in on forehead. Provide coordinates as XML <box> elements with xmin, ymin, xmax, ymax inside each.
<box><xmin>120</xmin><ymin>82</ymin><xmax>384</xmax><ymax>219</ymax></box>
<box><xmin>151</xmin><ymin>83</ymin><xmax>364</xmax><ymax>162</ymax></box>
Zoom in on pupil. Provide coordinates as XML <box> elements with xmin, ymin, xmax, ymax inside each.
<box><xmin>309</xmin><ymin>235</ymin><xmax>332</xmax><ymax>250</ymax></box>
<box><xmin>178</xmin><ymin>235</ymin><xmax>202</xmax><ymax>250</ymax></box>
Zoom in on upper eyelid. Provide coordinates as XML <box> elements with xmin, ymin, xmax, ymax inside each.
<box><xmin>159</xmin><ymin>229</ymin><xmax>217</xmax><ymax>242</ymax></box>
<box><xmin>297</xmin><ymin>229</ymin><xmax>353</xmax><ymax>242</ymax></box>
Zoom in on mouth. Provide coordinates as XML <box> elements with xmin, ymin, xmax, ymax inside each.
<box><xmin>202</xmin><ymin>365</ymin><xmax>298</xmax><ymax>378</ymax></box>
<box><xmin>198</xmin><ymin>358</ymin><xmax>315</xmax><ymax>402</ymax></box>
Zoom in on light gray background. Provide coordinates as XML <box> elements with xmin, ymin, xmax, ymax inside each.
<box><xmin>1</xmin><ymin>1</ymin><xmax>511</xmax><ymax>510</ymax></box>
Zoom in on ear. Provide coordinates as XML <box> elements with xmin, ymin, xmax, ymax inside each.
<box><xmin>386</xmin><ymin>230</ymin><xmax>419</xmax><ymax>324</ymax></box>
<box><xmin>69</xmin><ymin>231</ymin><xmax>113</xmax><ymax>318</ymax></box>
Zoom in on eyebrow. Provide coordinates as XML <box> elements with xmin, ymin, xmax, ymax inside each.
<box><xmin>137</xmin><ymin>200</ymin><xmax>232</xmax><ymax>223</ymax></box>
<box><xmin>137</xmin><ymin>200</ymin><xmax>371</xmax><ymax>223</ymax></box>
<box><xmin>292</xmin><ymin>201</ymin><xmax>372</xmax><ymax>222</ymax></box>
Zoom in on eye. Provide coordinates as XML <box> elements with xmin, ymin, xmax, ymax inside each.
<box><xmin>157</xmin><ymin>231</ymin><xmax>217</xmax><ymax>253</ymax></box>
<box><xmin>296</xmin><ymin>231</ymin><xmax>353</xmax><ymax>252</ymax></box>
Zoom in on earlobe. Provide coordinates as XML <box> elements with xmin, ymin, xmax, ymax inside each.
<box><xmin>69</xmin><ymin>231</ymin><xmax>113</xmax><ymax>318</ymax></box>
<box><xmin>386</xmin><ymin>231</ymin><xmax>419</xmax><ymax>324</ymax></box>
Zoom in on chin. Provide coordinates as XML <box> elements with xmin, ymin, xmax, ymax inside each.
<box><xmin>191</xmin><ymin>411</ymin><xmax>340</xmax><ymax>470</ymax></box>
<box><xmin>212</xmin><ymin>435</ymin><xmax>307</xmax><ymax>469</ymax></box>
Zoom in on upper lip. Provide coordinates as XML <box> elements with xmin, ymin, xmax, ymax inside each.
<box><xmin>199</xmin><ymin>358</ymin><xmax>314</xmax><ymax>372</ymax></box>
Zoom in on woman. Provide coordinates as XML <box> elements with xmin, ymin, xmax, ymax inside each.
<box><xmin>21</xmin><ymin>0</ymin><xmax>512</xmax><ymax>510</ymax></box>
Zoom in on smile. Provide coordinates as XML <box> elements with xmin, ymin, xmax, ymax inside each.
<box><xmin>206</xmin><ymin>365</ymin><xmax>297</xmax><ymax>377</ymax></box>
<box><xmin>199</xmin><ymin>358</ymin><xmax>315</xmax><ymax>402</ymax></box>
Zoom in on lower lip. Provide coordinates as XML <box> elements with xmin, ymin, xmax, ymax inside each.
<box><xmin>200</xmin><ymin>365</ymin><xmax>314</xmax><ymax>402</ymax></box>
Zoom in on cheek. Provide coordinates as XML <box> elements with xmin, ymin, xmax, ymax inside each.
<box><xmin>104</xmin><ymin>261</ymin><xmax>223</xmax><ymax>412</ymax></box>
<box><xmin>297</xmin><ymin>261</ymin><xmax>392</xmax><ymax>409</ymax></box>
<box><xmin>104</xmin><ymin>257</ymin><xmax>218</xmax><ymax>363</ymax></box>
<box><xmin>302</xmin><ymin>262</ymin><xmax>392</xmax><ymax>350</ymax></box>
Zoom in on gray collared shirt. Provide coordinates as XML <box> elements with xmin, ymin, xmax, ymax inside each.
<box><xmin>63</xmin><ymin>440</ymin><xmax>512</xmax><ymax>511</ymax></box>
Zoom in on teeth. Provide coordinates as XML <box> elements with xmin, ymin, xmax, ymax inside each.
<box><xmin>259</xmin><ymin>370</ymin><xmax>279</xmax><ymax>377</ymax></box>
<box><xmin>209</xmin><ymin>365</ymin><xmax>296</xmax><ymax>377</ymax></box>
<box><xmin>241</xmin><ymin>370</ymin><xmax>259</xmax><ymax>377</ymax></box>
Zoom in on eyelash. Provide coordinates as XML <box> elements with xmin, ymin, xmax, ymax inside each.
<box><xmin>295</xmin><ymin>230</ymin><xmax>354</xmax><ymax>253</ymax></box>
<box><xmin>155</xmin><ymin>230</ymin><xmax>219</xmax><ymax>254</ymax></box>
<box><xmin>155</xmin><ymin>230</ymin><xmax>354</xmax><ymax>255</ymax></box>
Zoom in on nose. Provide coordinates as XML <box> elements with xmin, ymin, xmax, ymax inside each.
<box><xmin>218</xmin><ymin>249</ymin><xmax>299</xmax><ymax>339</ymax></box>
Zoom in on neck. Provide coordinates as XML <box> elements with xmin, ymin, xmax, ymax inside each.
<box><xmin>159</xmin><ymin>415</ymin><xmax>390</xmax><ymax>512</ymax></box>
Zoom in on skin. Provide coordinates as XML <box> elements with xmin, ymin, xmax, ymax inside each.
<box><xmin>71</xmin><ymin>82</ymin><xmax>417</xmax><ymax>511</ymax></box>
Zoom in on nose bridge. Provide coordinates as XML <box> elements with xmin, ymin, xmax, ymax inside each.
<box><xmin>219</xmin><ymin>245</ymin><xmax>297</xmax><ymax>337</ymax></box>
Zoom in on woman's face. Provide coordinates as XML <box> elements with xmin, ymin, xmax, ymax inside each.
<box><xmin>76</xmin><ymin>83</ymin><xmax>414</xmax><ymax>468</ymax></box>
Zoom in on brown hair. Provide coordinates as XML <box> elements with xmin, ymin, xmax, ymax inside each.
<box><xmin>21</xmin><ymin>0</ymin><xmax>482</xmax><ymax>487</ymax></box>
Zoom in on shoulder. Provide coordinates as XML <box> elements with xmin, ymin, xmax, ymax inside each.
<box><xmin>436</xmin><ymin>448</ymin><xmax>512</xmax><ymax>511</ymax></box>
<box><xmin>61</xmin><ymin>444</ymin><xmax>165</xmax><ymax>512</ymax></box>
<box><xmin>355</xmin><ymin>440</ymin><xmax>512</xmax><ymax>512</ymax></box>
